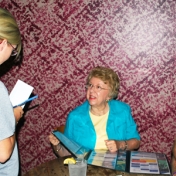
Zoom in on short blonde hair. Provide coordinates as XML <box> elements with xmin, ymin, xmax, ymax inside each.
<box><xmin>0</xmin><ymin>8</ymin><xmax>21</xmax><ymax>59</ymax></box>
<box><xmin>86</xmin><ymin>66</ymin><xmax>120</xmax><ymax>99</ymax></box>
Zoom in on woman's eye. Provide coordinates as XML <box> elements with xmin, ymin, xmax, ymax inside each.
<box><xmin>89</xmin><ymin>84</ymin><xmax>93</xmax><ymax>88</ymax></box>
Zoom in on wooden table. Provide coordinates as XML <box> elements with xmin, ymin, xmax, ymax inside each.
<box><xmin>23</xmin><ymin>157</ymin><xmax>168</xmax><ymax>176</ymax></box>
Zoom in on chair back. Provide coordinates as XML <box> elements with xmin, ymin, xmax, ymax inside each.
<box><xmin>55</xmin><ymin>125</ymin><xmax>65</xmax><ymax>133</ymax></box>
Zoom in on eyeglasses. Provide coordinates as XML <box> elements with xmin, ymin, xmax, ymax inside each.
<box><xmin>85</xmin><ymin>83</ymin><xmax>109</xmax><ymax>92</ymax></box>
<box><xmin>8</xmin><ymin>42</ymin><xmax>18</xmax><ymax>56</ymax></box>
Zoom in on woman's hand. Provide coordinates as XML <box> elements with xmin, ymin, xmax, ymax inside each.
<box><xmin>105</xmin><ymin>140</ymin><xmax>119</xmax><ymax>152</ymax></box>
<box><xmin>105</xmin><ymin>140</ymin><xmax>126</xmax><ymax>152</ymax></box>
<box><xmin>13</xmin><ymin>106</ymin><xmax>24</xmax><ymax>124</ymax></box>
<box><xmin>48</xmin><ymin>133</ymin><xmax>60</xmax><ymax>146</ymax></box>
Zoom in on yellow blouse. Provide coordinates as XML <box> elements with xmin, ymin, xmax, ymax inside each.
<box><xmin>89</xmin><ymin>110</ymin><xmax>109</xmax><ymax>149</ymax></box>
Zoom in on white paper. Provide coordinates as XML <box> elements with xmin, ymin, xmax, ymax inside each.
<box><xmin>9</xmin><ymin>80</ymin><xmax>34</xmax><ymax>108</ymax></box>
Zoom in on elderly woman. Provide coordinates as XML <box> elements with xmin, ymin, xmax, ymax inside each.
<box><xmin>0</xmin><ymin>8</ymin><xmax>23</xmax><ymax>176</ymax></box>
<box><xmin>49</xmin><ymin>66</ymin><xmax>140</xmax><ymax>156</ymax></box>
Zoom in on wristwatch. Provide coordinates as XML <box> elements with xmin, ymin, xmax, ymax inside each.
<box><xmin>124</xmin><ymin>140</ymin><xmax>128</xmax><ymax>150</ymax></box>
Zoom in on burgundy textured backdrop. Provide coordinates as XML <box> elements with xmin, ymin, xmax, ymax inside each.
<box><xmin>0</xmin><ymin>0</ymin><xmax>176</xmax><ymax>175</ymax></box>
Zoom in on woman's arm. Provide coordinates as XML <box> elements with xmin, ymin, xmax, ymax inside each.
<box><xmin>48</xmin><ymin>133</ymin><xmax>71</xmax><ymax>157</ymax></box>
<box><xmin>105</xmin><ymin>138</ymin><xmax>140</xmax><ymax>152</ymax></box>
<box><xmin>52</xmin><ymin>143</ymin><xmax>71</xmax><ymax>157</ymax></box>
<box><xmin>116</xmin><ymin>138</ymin><xmax>140</xmax><ymax>150</ymax></box>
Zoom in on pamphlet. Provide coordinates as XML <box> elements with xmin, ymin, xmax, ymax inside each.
<box><xmin>9</xmin><ymin>79</ymin><xmax>34</xmax><ymax>108</ymax></box>
<box><xmin>130</xmin><ymin>151</ymin><xmax>170</xmax><ymax>174</ymax></box>
<box><xmin>87</xmin><ymin>149</ymin><xmax>117</xmax><ymax>169</ymax></box>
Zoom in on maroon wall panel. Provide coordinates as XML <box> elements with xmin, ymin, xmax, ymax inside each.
<box><xmin>0</xmin><ymin>0</ymin><xmax>176</xmax><ymax>175</ymax></box>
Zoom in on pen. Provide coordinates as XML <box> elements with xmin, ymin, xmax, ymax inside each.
<box><xmin>13</xmin><ymin>95</ymin><xmax>38</xmax><ymax>108</ymax></box>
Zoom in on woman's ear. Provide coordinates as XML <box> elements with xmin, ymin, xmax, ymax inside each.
<box><xmin>106</xmin><ymin>95</ymin><xmax>111</xmax><ymax>102</ymax></box>
<box><xmin>0</xmin><ymin>39</ymin><xmax>7</xmax><ymax>51</ymax></box>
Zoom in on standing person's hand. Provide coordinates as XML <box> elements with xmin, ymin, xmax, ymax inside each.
<box><xmin>13</xmin><ymin>106</ymin><xmax>24</xmax><ymax>124</ymax></box>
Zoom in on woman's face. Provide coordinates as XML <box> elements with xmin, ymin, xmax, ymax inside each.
<box><xmin>0</xmin><ymin>39</ymin><xmax>16</xmax><ymax>65</ymax></box>
<box><xmin>86</xmin><ymin>77</ymin><xmax>110</xmax><ymax>108</ymax></box>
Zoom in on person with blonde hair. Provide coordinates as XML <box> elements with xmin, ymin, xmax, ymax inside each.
<box><xmin>0</xmin><ymin>8</ymin><xmax>23</xmax><ymax>176</ymax></box>
<box><xmin>49</xmin><ymin>66</ymin><xmax>140</xmax><ymax>157</ymax></box>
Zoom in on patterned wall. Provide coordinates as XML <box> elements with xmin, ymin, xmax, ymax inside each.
<box><xmin>0</xmin><ymin>0</ymin><xmax>176</xmax><ymax>175</ymax></box>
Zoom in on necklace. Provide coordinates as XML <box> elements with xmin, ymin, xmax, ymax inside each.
<box><xmin>90</xmin><ymin>103</ymin><xmax>109</xmax><ymax>116</ymax></box>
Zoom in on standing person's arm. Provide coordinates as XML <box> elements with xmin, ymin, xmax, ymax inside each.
<box><xmin>0</xmin><ymin>135</ymin><xmax>16</xmax><ymax>163</ymax></box>
<box><xmin>172</xmin><ymin>140</ymin><xmax>176</xmax><ymax>176</ymax></box>
<box><xmin>0</xmin><ymin>106</ymin><xmax>23</xmax><ymax>163</ymax></box>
